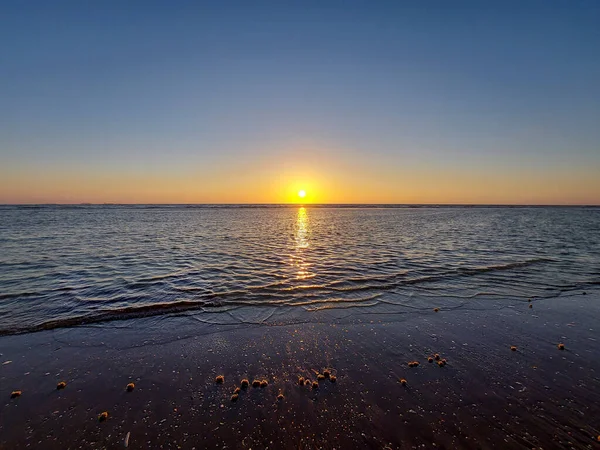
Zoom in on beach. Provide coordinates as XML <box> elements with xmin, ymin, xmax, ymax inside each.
<box><xmin>2</xmin><ymin>292</ymin><xmax>599</xmax><ymax>449</ymax></box>
<box><xmin>3</xmin><ymin>0</ymin><xmax>600</xmax><ymax>446</ymax></box>
<box><xmin>1</xmin><ymin>205</ymin><xmax>599</xmax><ymax>448</ymax></box>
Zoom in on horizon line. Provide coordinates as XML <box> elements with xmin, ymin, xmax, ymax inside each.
<box><xmin>1</xmin><ymin>203</ymin><xmax>599</xmax><ymax>207</ymax></box>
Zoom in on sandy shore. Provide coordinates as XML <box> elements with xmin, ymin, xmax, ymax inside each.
<box><xmin>1</xmin><ymin>293</ymin><xmax>599</xmax><ymax>449</ymax></box>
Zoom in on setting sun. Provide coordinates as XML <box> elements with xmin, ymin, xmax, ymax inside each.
<box><xmin>298</xmin><ymin>190</ymin><xmax>306</xmax><ymax>199</ymax></box>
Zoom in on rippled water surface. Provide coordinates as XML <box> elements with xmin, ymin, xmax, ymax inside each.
<box><xmin>1</xmin><ymin>205</ymin><xmax>599</xmax><ymax>334</ymax></box>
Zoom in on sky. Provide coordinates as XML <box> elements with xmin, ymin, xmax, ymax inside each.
<box><xmin>1</xmin><ymin>0</ymin><xmax>599</xmax><ymax>204</ymax></box>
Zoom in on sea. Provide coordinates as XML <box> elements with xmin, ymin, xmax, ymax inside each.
<box><xmin>1</xmin><ymin>205</ymin><xmax>598</xmax><ymax>335</ymax></box>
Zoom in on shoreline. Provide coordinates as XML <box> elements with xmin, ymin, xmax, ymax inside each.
<box><xmin>1</xmin><ymin>293</ymin><xmax>599</xmax><ymax>448</ymax></box>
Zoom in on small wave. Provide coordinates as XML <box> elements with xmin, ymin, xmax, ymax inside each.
<box><xmin>456</xmin><ymin>258</ymin><xmax>554</xmax><ymax>275</ymax></box>
<box><xmin>126</xmin><ymin>270</ymin><xmax>191</xmax><ymax>286</ymax></box>
<box><xmin>0</xmin><ymin>291</ymin><xmax>41</xmax><ymax>300</ymax></box>
<box><xmin>0</xmin><ymin>300</ymin><xmax>214</xmax><ymax>336</ymax></box>
<box><xmin>0</xmin><ymin>293</ymin><xmax>387</xmax><ymax>335</ymax></box>
<box><xmin>290</xmin><ymin>293</ymin><xmax>382</xmax><ymax>307</ymax></box>
<box><xmin>303</xmin><ymin>301</ymin><xmax>380</xmax><ymax>312</ymax></box>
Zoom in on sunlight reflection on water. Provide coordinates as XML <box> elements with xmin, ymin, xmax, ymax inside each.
<box><xmin>293</xmin><ymin>207</ymin><xmax>312</xmax><ymax>280</ymax></box>
<box><xmin>0</xmin><ymin>205</ymin><xmax>598</xmax><ymax>333</ymax></box>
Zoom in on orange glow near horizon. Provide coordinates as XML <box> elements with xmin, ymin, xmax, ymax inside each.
<box><xmin>1</xmin><ymin>147</ymin><xmax>599</xmax><ymax>205</ymax></box>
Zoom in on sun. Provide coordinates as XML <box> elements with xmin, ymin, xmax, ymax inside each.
<box><xmin>298</xmin><ymin>190</ymin><xmax>306</xmax><ymax>199</ymax></box>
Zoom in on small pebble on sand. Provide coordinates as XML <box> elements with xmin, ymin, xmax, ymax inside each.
<box><xmin>57</xmin><ymin>381</ymin><xmax>66</xmax><ymax>390</ymax></box>
<box><xmin>10</xmin><ymin>390</ymin><xmax>22</xmax><ymax>399</ymax></box>
<box><xmin>231</xmin><ymin>393</ymin><xmax>239</xmax><ymax>402</ymax></box>
<box><xmin>510</xmin><ymin>346</ymin><xmax>517</xmax><ymax>351</ymax></box>
<box><xmin>241</xmin><ymin>379</ymin><xmax>249</xmax><ymax>388</ymax></box>
<box><xmin>126</xmin><ymin>382</ymin><xmax>135</xmax><ymax>392</ymax></box>
<box><xmin>215</xmin><ymin>375</ymin><xmax>224</xmax><ymax>384</ymax></box>
<box><xmin>558</xmin><ymin>343</ymin><xmax>565</xmax><ymax>350</ymax></box>
<box><xmin>400</xmin><ymin>378</ymin><xmax>407</xmax><ymax>385</ymax></box>
<box><xmin>98</xmin><ymin>411</ymin><xmax>109</xmax><ymax>422</ymax></box>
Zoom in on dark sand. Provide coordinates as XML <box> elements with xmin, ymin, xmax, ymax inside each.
<box><xmin>1</xmin><ymin>293</ymin><xmax>599</xmax><ymax>449</ymax></box>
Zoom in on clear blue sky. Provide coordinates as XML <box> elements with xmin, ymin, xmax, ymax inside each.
<box><xmin>1</xmin><ymin>0</ymin><xmax>599</xmax><ymax>203</ymax></box>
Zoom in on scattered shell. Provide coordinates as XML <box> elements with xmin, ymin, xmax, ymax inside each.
<box><xmin>56</xmin><ymin>381</ymin><xmax>66</xmax><ymax>390</ymax></box>
<box><xmin>233</xmin><ymin>387</ymin><xmax>241</xmax><ymax>394</ymax></box>
<box><xmin>529</xmin><ymin>304</ymin><xmax>533</xmax><ymax>309</ymax></box>
<box><xmin>241</xmin><ymin>379</ymin><xmax>249</xmax><ymax>388</ymax></box>
<box><xmin>10</xmin><ymin>390</ymin><xmax>22</xmax><ymax>399</ymax></box>
<box><xmin>317</xmin><ymin>374</ymin><xmax>325</xmax><ymax>381</ymax></box>
<box><xmin>215</xmin><ymin>375</ymin><xmax>224</xmax><ymax>384</ymax></box>
<box><xmin>252</xmin><ymin>379</ymin><xmax>261</xmax><ymax>388</ymax></box>
<box><xmin>126</xmin><ymin>382</ymin><xmax>135</xmax><ymax>392</ymax></box>
<box><xmin>260</xmin><ymin>380</ymin><xmax>268</xmax><ymax>387</ymax></box>
<box><xmin>298</xmin><ymin>376</ymin><xmax>305</xmax><ymax>385</ymax></box>
<box><xmin>330</xmin><ymin>375</ymin><xmax>337</xmax><ymax>383</ymax></box>
<box><xmin>312</xmin><ymin>381</ymin><xmax>319</xmax><ymax>389</ymax></box>
<box><xmin>231</xmin><ymin>393</ymin><xmax>239</xmax><ymax>402</ymax></box>
<box><xmin>434</xmin><ymin>308</ymin><xmax>439</xmax><ymax>312</ymax></box>
<box><xmin>428</xmin><ymin>357</ymin><xmax>433</xmax><ymax>363</ymax></box>
<box><xmin>558</xmin><ymin>343</ymin><xmax>565</xmax><ymax>350</ymax></box>
<box><xmin>441</xmin><ymin>359</ymin><xmax>447</xmax><ymax>365</ymax></box>
<box><xmin>437</xmin><ymin>361</ymin><xmax>445</xmax><ymax>367</ymax></box>
<box><xmin>400</xmin><ymin>378</ymin><xmax>407</xmax><ymax>385</ymax></box>
<box><xmin>510</xmin><ymin>346</ymin><xmax>517</xmax><ymax>351</ymax></box>
<box><xmin>277</xmin><ymin>393</ymin><xmax>284</xmax><ymax>400</ymax></box>
<box><xmin>434</xmin><ymin>354</ymin><xmax>440</xmax><ymax>360</ymax></box>
<box><xmin>323</xmin><ymin>370</ymin><xmax>330</xmax><ymax>378</ymax></box>
<box><xmin>528</xmin><ymin>298</ymin><xmax>531</xmax><ymax>302</ymax></box>
<box><xmin>98</xmin><ymin>411</ymin><xmax>109</xmax><ymax>422</ymax></box>
<box><xmin>305</xmin><ymin>379</ymin><xmax>312</xmax><ymax>386</ymax></box>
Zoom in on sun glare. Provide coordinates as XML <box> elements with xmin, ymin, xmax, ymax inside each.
<box><xmin>298</xmin><ymin>190</ymin><xmax>306</xmax><ymax>199</ymax></box>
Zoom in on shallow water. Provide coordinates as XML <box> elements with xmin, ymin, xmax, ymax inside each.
<box><xmin>1</xmin><ymin>205</ymin><xmax>599</xmax><ymax>334</ymax></box>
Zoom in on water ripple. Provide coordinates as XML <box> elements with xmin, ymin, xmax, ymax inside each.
<box><xmin>0</xmin><ymin>205</ymin><xmax>598</xmax><ymax>335</ymax></box>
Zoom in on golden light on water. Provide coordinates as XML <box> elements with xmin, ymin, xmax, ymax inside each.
<box><xmin>291</xmin><ymin>207</ymin><xmax>312</xmax><ymax>280</ymax></box>
<box><xmin>295</xmin><ymin>207</ymin><xmax>309</xmax><ymax>250</ymax></box>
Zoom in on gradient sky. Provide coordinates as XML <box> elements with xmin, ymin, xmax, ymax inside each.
<box><xmin>1</xmin><ymin>0</ymin><xmax>599</xmax><ymax>204</ymax></box>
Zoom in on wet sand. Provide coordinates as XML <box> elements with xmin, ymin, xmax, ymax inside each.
<box><xmin>1</xmin><ymin>293</ymin><xmax>599</xmax><ymax>449</ymax></box>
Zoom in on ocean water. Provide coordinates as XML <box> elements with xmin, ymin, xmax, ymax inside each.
<box><xmin>1</xmin><ymin>205</ymin><xmax>598</xmax><ymax>335</ymax></box>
